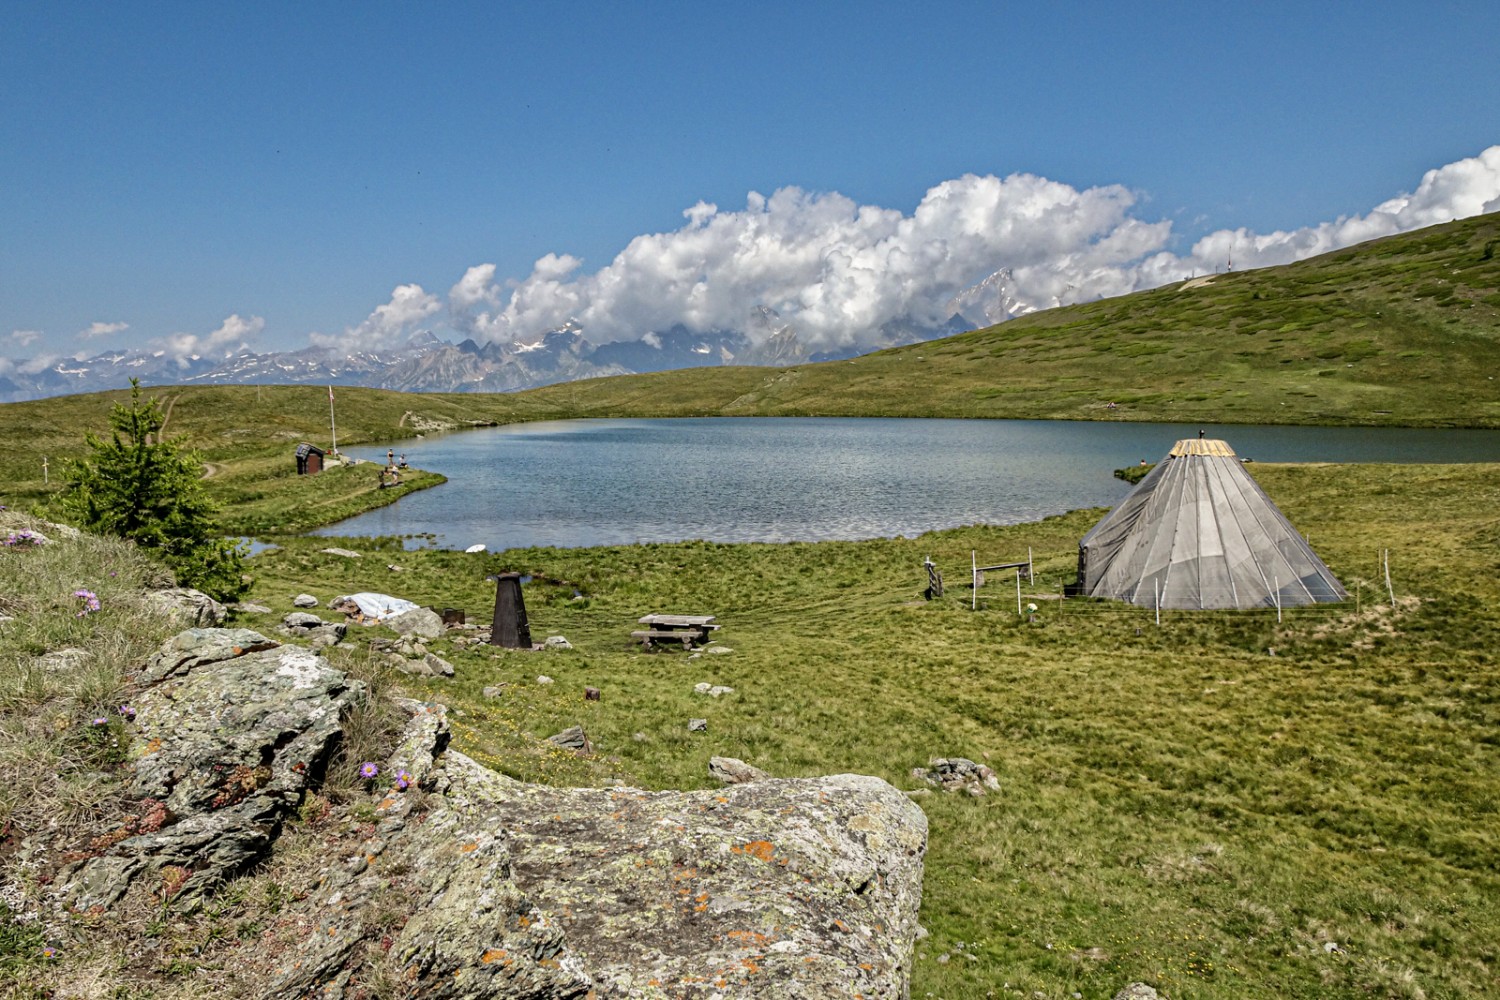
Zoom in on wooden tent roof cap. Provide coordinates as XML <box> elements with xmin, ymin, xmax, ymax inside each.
<box><xmin>1168</xmin><ymin>439</ymin><xmax>1237</xmax><ymax>458</ymax></box>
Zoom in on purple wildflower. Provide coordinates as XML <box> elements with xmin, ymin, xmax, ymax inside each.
<box><xmin>359</xmin><ymin>762</ymin><xmax>379</xmax><ymax>779</ymax></box>
<box><xmin>119</xmin><ymin>705</ymin><xmax>136</xmax><ymax>719</ymax></box>
<box><xmin>394</xmin><ymin>769</ymin><xmax>413</xmax><ymax>790</ymax></box>
<box><xmin>73</xmin><ymin>589</ymin><xmax>100</xmax><ymax>616</ymax></box>
<box><xmin>92</xmin><ymin>717</ymin><xmax>107</xmax><ymax>726</ymax></box>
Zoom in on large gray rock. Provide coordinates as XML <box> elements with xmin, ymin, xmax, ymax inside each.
<box><xmin>139</xmin><ymin>628</ymin><xmax>280</xmax><ymax>684</ymax></box>
<box><xmin>37</xmin><ymin>632</ymin><xmax>927</xmax><ymax>999</ymax></box>
<box><xmin>255</xmin><ymin>703</ymin><xmax>927</xmax><ymax>999</ymax></box>
<box><xmin>385</xmin><ymin>606</ymin><xmax>444</xmax><ymax>638</ymax></box>
<box><xmin>144</xmin><ymin>587</ymin><xmax>226</xmax><ymax>628</ymax></box>
<box><xmin>709</xmin><ymin>756</ymin><xmax>770</xmax><ymax>785</ymax></box>
<box><xmin>55</xmin><ymin>630</ymin><xmax>365</xmax><ymax>910</ymax></box>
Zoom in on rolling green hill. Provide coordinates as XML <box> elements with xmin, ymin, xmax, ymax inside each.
<box><xmin>511</xmin><ymin>210</ymin><xmax>1500</xmax><ymax>426</ymax></box>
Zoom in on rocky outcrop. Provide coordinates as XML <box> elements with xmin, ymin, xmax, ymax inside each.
<box><xmin>56</xmin><ymin>631</ymin><xmax>364</xmax><ymax>910</ymax></box>
<box><xmin>143</xmin><ymin>587</ymin><xmax>227</xmax><ymax>627</ymax></box>
<box><xmin>35</xmin><ymin>629</ymin><xmax>928</xmax><ymax>998</ymax></box>
<box><xmin>911</xmin><ymin>757</ymin><xmax>1000</xmax><ymax>796</ymax></box>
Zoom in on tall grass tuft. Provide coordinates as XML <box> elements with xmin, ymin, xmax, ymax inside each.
<box><xmin>0</xmin><ymin>513</ymin><xmax>182</xmax><ymax>836</ymax></box>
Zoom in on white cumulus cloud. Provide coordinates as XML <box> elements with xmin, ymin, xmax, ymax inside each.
<box><xmin>9</xmin><ymin>329</ymin><xmax>42</xmax><ymax>347</ymax></box>
<box><xmin>78</xmin><ymin>321</ymin><xmax>129</xmax><ymax>340</ymax></box>
<box><xmin>154</xmin><ymin>314</ymin><xmax>265</xmax><ymax>366</ymax></box>
<box><xmin>447</xmin><ymin>176</ymin><xmax>1166</xmax><ymax>349</ymax></box>
<box><xmin>312</xmin><ymin>284</ymin><xmax>441</xmax><ymax>352</ymax></box>
<box><xmin>411</xmin><ymin>145</ymin><xmax>1500</xmax><ymax>354</ymax></box>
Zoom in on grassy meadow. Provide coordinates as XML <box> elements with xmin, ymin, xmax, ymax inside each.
<box><xmin>214</xmin><ymin>460</ymin><xmax>1498</xmax><ymax>999</ymax></box>
<box><xmin>2</xmin><ymin>213</ymin><xmax>1499</xmax><ymax>997</ymax></box>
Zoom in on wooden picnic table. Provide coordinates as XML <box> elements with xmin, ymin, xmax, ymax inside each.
<box><xmin>632</xmin><ymin>614</ymin><xmax>720</xmax><ymax>650</ymax></box>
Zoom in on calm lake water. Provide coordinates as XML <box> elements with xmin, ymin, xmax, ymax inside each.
<box><xmin>313</xmin><ymin>418</ymin><xmax>1500</xmax><ymax>551</ymax></box>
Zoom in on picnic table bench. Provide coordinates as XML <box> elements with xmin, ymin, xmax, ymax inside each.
<box><xmin>632</xmin><ymin>614</ymin><xmax>720</xmax><ymax>650</ymax></box>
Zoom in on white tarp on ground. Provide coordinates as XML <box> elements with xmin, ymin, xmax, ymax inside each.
<box><xmin>333</xmin><ymin>592</ymin><xmax>420</xmax><ymax>619</ymax></box>
<box><xmin>1076</xmin><ymin>438</ymin><xmax>1347</xmax><ymax>610</ymax></box>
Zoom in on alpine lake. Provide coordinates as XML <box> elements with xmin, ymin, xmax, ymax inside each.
<box><xmin>312</xmin><ymin>417</ymin><xmax>1500</xmax><ymax>551</ymax></box>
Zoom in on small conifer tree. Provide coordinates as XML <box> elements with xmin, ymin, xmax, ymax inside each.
<box><xmin>62</xmin><ymin>380</ymin><xmax>249</xmax><ymax>601</ymax></box>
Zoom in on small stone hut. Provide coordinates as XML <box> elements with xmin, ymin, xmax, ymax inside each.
<box><xmin>295</xmin><ymin>443</ymin><xmax>326</xmax><ymax>476</ymax></box>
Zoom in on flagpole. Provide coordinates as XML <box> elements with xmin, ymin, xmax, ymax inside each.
<box><xmin>328</xmin><ymin>385</ymin><xmax>338</xmax><ymax>455</ymax></box>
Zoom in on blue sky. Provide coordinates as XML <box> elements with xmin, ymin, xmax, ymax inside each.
<box><xmin>4</xmin><ymin>2</ymin><xmax>1499</xmax><ymax>361</ymax></box>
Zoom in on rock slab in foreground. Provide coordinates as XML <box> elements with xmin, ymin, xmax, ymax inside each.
<box><xmin>261</xmin><ymin>707</ymin><xmax>927</xmax><ymax>999</ymax></box>
<box><xmin>40</xmin><ymin>627</ymin><xmax>927</xmax><ymax>1000</ymax></box>
<box><xmin>494</xmin><ymin>768</ymin><xmax>928</xmax><ymax>998</ymax></box>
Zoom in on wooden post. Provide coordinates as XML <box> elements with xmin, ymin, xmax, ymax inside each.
<box><xmin>971</xmin><ymin>550</ymin><xmax>977</xmax><ymax>611</ymax></box>
<box><xmin>1015</xmin><ymin>570</ymin><xmax>1021</xmax><ymax>617</ymax></box>
<box><xmin>1384</xmin><ymin>549</ymin><xmax>1395</xmax><ymax>608</ymax></box>
<box><xmin>42</xmin><ymin>456</ymin><xmax>48</xmax><ymax>485</ymax></box>
<box><xmin>1154</xmin><ymin>579</ymin><xmax>1161</xmax><ymax>627</ymax></box>
<box><xmin>1274</xmin><ymin>575</ymin><xmax>1282</xmax><ymax>623</ymax></box>
<box><xmin>327</xmin><ymin>385</ymin><xmax>338</xmax><ymax>456</ymax></box>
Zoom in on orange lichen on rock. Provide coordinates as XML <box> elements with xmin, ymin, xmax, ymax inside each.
<box><xmin>734</xmin><ymin>840</ymin><xmax>776</xmax><ymax>862</ymax></box>
<box><xmin>480</xmin><ymin>949</ymin><xmax>507</xmax><ymax>964</ymax></box>
<box><xmin>724</xmin><ymin>929</ymin><xmax>772</xmax><ymax>946</ymax></box>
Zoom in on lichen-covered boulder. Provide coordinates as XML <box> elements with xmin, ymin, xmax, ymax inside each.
<box><xmin>487</xmin><ymin>770</ymin><xmax>927</xmax><ymax>998</ymax></box>
<box><xmin>144</xmin><ymin>587</ymin><xmax>227</xmax><ymax>627</ymax></box>
<box><xmin>54</xmin><ymin>630</ymin><xmax>365</xmax><ymax>910</ymax></box>
<box><xmin>39</xmin><ymin>633</ymin><xmax>926</xmax><ymax>999</ymax></box>
<box><xmin>258</xmin><ymin>704</ymin><xmax>928</xmax><ymax>999</ymax></box>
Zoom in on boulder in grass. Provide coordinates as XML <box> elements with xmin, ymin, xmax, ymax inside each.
<box><xmin>383</xmin><ymin>606</ymin><xmax>443</xmax><ymax>639</ymax></box>
<box><xmin>911</xmin><ymin>757</ymin><xmax>1000</xmax><ymax>796</ymax></box>
<box><xmin>546</xmin><ymin>725</ymin><xmax>591</xmax><ymax>754</ymax></box>
<box><xmin>709</xmin><ymin>756</ymin><xmax>769</xmax><ymax>785</ymax></box>
<box><xmin>145</xmin><ymin>588</ymin><xmax>226</xmax><ymax>628</ymax></box>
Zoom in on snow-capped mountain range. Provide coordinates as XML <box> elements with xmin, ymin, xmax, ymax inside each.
<box><xmin>0</xmin><ymin>290</ymin><xmax>1010</xmax><ymax>403</ymax></box>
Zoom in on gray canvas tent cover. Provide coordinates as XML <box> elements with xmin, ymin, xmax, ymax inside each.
<box><xmin>1076</xmin><ymin>439</ymin><xmax>1347</xmax><ymax>609</ymax></box>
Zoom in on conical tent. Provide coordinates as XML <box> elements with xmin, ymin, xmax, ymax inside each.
<box><xmin>1076</xmin><ymin>439</ymin><xmax>1347</xmax><ymax>609</ymax></box>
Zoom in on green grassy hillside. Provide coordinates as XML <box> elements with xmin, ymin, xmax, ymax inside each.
<box><xmin>512</xmin><ymin>211</ymin><xmax>1500</xmax><ymax>426</ymax></box>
